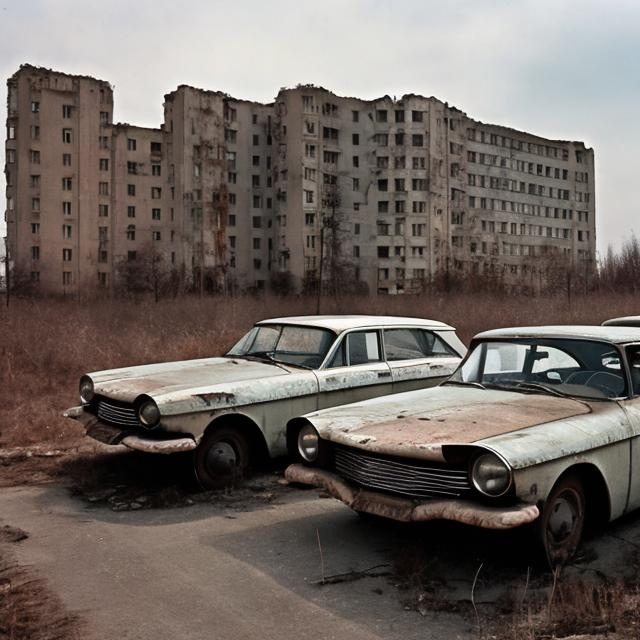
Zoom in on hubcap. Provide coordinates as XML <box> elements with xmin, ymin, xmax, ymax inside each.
<box><xmin>548</xmin><ymin>496</ymin><xmax>577</xmax><ymax>541</ymax></box>
<box><xmin>205</xmin><ymin>441</ymin><xmax>238</xmax><ymax>476</ymax></box>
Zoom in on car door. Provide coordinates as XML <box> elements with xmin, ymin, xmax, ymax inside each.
<box><xmin>384</xmin><ymin>327</ymin><xmax>461</xmax><ymax>393</ymax></box>
<box><xmin>314</xmin><ymin>329</ymin><xmax>393</xmax><ymax>410</ymax></box>
<box><xmin>618</xmin><ymin>343</ymin><xmax>640</xmax><ymax>512</ymax></box>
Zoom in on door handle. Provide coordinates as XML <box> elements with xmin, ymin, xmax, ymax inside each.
<box><xmin>378</xmin><ymin>371</ymin><xmax>391</xmax><ymax>378</ymax></box>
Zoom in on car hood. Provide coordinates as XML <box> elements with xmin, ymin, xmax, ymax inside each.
<box><xmin>304</xmin><ymin>385</ymin><xmax>593</xmax><ymax>463</ymax></box>
<box><xmin>89</xmin><ymin>357</ymin><xmax>295</xmax><ymax>404</ymax></box>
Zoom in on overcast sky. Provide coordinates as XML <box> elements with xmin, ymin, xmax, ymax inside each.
<box><xmin>1</xmin><ymin>0</ymin><xmax>638</xmax><ymax>255</ymax></box>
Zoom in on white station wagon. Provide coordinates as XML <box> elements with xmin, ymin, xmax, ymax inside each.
<box><xmin>65</xmin><ymin>316</ymin><xmax>465</xmax><ymax>488</ymax></box>
<box><xmin>286</xmin><ymin>325</ymin><xmax>640</xmax><ymax>565</ymax></box>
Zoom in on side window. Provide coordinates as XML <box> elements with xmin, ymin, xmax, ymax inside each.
<box><xmin>327</xmin><ymin>339</ymin><xmax>347</xmax><ymax>368</ymax></box>
<box><xmin>384</xmin><ymin>329</ymin><xmax>457</xmax><ymax>361</ymax></box>
<box><xmin>385</xmin><ymin>329</ymin><xmax>430</xmax><ymax>361</ymax></box>
<box><xmin>348</xmin><ymin>331</ymin><xmax>381</xmax><ymax>365</ymax></box>
<box><xmin>431</xmin><ymin>334</ymin><xmax>458</xmax><ymax>357</ymax></box>
<box><xmin>627</xmin><ymin>346</ymin><xmax>640</xmax><ymax>396</ymax></box>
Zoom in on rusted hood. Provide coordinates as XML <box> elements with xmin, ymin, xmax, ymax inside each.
<box><xmin>305</xmin><ymin>386</ymin><xmax>591</xmax><ymax>461</ymax></box>
<box><xmin>89</xmin><ymin>357</ymin><xmax>291</xmax><ymax>404</ymax></box>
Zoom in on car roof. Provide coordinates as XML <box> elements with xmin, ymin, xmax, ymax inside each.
<box><xmin>256</xmin><ymin>315</ymin><xmax>454</xmax><ymax>333</ymax></box>
<box><xmin>475</xmin><ymin>325</ymin><xmax>640</xmax><ymax>344</ymax></box>
<box><xmin>602</xmin><ymin>316</ymin><xmax>640</xmax><ymax>327</ymax></box>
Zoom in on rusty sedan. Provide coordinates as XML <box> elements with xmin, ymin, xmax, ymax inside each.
<box><xmin>286</xmin><ymin>326</ymin><xmax>640</xmax><ymax>565</ymax></box>
<box><xmin>64</xmin><ymin>316</ymin><xmax>465</xmax><ymax>488</ymax></box>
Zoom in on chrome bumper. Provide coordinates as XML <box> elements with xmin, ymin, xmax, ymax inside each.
<box><xmin>285</xmin><ymin>464</ymin><xmax>539</xmax><ymax>530</ymax></box>
<box><xmin>63</xmin><ymin>406</ymin><xmax>197</xmax><ymax>455</ymax></box>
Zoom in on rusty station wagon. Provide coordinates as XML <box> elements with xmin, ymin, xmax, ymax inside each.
<box><xmin>65</xmin><ymin>315</ymin><xmax>465</xmax><ymax>488</ymax></box>
<box><xmin>286</xmin><ymin>325</ymin><xmax>640</xmax><ymax>565</ymax></box>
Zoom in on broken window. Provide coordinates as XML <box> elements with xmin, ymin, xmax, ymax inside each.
<box><xmin>31</xmin><ymin>101</ymin><xmax>40</xmax><ymax>113</ymax></box>
<box><xmin>31</xmin><ymin>246</ymin><xmax>40</xmax><ymax>261</ymax></box>
<box><xmin>62</xmin><ymin>272</ymin><xmax>72</xmax><ymax>285</ymax></box>
<box><xmin>151</xmin><ymin>141</ymin><xmax>162</xmax><ymax>154</ymax></box>
<box><xmin>127</xmin><ymin>225</ymin><xmax>136</xmax><ymax>241</ymax></box>
<box><xmin>63</xmin><ymin>177</ymin><xmax>73</xmax><ymax>191</ymax></box>
<box><xmin>63</xmin><ymin>201</ymin><xmax>72</xmax><ymax>215</ymax></box>
<box><xmin>127</xmin><ymin>138</ymin><xmax>137</xmax><ymax>151</ymax></box>
<box><xmin>151</xmin><ymin>187</ymin><xmax>162</xmax><ymax>199</ymax></box>
<box><xmin>98</xmin><ymin>204</ymin><xmax>108</xmax><ymax>217</ymax></box>
<box><xmin>376</xmin><ymin>110</ymin><xmax>388</xmax><ymax>123</ymax></box>
<box><xmin>62</xmin><ymin>224</ymin><xmax>72</xmax><ymax>239</ymax></box>
<box><xmin>152</xmin><ymin>208</ymin><xmax>161</xmax><ymax>220</ymax></box>
<box><xmin>352</xmin><ymin>133</ymin><xmax>359</xmax><ymax>145</ymax></box>
<box><xmin>98</xmin><ymin>181</ymin><xmax>108</xmax><ymax>195</ymax></box>
<box><xmin>127</xmin><ymin>161</ymin><xmax>137</xmax><ymax>175</ymax></box>
<box><xmin>100</xmin><ymin>111</ymin><xmax>109</xmax><ymax>125</ymax></box>
<box><xmin>63</xmin><ymin>105</ymin><xmax>73</xmax><ymax>118</ymax></box>
<box><xmin>31</xmin><ymin>223</ymin><xmax>40</xmax><ymax>234</ymax></box>
<box><xmin>63</xmin><ymin>248</ymin><xmax>72</xmax><ymax>261</ymax></box>
<box><xmin>412</xmin><ymin>134</ymin><xmax>424</xmax><ymax>146</ymax></box>
<box><xmin>411</xmin><ymin>110</ymin><xmax>423</xmax><ymax>122</ymax></box>
<box><xmin>29</xmin><ymin>149</ymin><xmax>40</xmax><ymax>163</ymax></box>
<box><xmin>31</xmin><ymin>125</ymin><xmax>40</xmax><ymax>139</ymax></box>
<box><xmin>100</xmin><ymin>158</ymin><xmax>109</xmax><ymax>171</ymax></box>
<box><xmin>62</xmin><ymin>128</ymin><xmax>72</xmax><ymax>144</ymax></box>
<box><xmin>152</xmin><ymin>231</ymin><xmax>161</xmax><ymax>241</ymax></box>
<box><xmin>395</xmin><ymin>110</ymin><xmax>405</xmax><ymax>123</ymax></box>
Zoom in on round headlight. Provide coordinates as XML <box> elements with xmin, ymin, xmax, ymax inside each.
<box><xmin>138</xmin><ymin>400</ymin><xmax>160</xmax><ymax>427</ymax></box>
<box><xmin>471</xmin><ymin>452</ymin><xmax>512</xmax><ymax>497</ymax></box>
<box><xmin>298</xmin><ymin>424</ymin><xmax>319</xmax><ymax>462</ymax></box>
<box><xmin>79</xmin><ymin>376</ymin><xmax>94</xmax><ymax>404</ymax></box>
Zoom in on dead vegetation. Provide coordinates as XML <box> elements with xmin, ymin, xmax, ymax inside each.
<box><xmin>2</xmin><ymin>291</ymin><xmax>639</xmax><ymax>451</ymax></box>
<box><xmin>0</xmin><ymin>529</ymin><xmax>84</xmax><ymax>640</ymax></box>
<box><xmin>393</xmin><ymin>531</ymin><xmax>640</xmax><ymax>639</ymax></box>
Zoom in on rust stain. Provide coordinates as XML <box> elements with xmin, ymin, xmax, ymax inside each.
<box><xmin>196</xmin><ymin>391</ymin><xmax>235</xmax><ymax>407</ymax></box>
<box><xmin>347</xmin><ymin>396</ymin><xmax>591</xmax><ymax>447</ymax></box>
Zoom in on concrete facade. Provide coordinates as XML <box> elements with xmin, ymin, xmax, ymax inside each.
<box><xmin>4</xmin><ymin>66</ymin><xmax>596</xmax><ymax>295</ymax></box>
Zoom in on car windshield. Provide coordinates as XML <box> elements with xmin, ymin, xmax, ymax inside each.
<box><xmin>448</xmin><ymin>338</ymin><xmax>628</xmax><ymax>400</ymax></box>
<box><xmin>226</xmin><ymin>324</ymin><xmax>336</xmax><ymax>369</ymax></box>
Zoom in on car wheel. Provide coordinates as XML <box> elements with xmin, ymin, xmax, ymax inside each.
<box><xmin>194</xmin><ymin>426</ymin><xmax>249</xmax><ymax>490</ymax></box>
<box><xmin>539</xmin><ymin>474</ymin><xmax>585</xmax><ymax>567</ymax></box>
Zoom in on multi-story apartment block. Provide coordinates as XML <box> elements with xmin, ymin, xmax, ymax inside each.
<box><xmin>4</xmin><ymin>65</ymin><xmax>596</xmax><ymax>295</ymax></box>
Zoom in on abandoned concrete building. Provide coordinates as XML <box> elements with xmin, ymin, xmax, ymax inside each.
<box><xmin>4</xmin><ymin>64</ymin><xmax>596</xmax><ymax>295</ymax></box>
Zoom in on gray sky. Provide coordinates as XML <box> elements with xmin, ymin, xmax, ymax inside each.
<box><xmin>1</xmin><ymin>0</ymin><xmax>638</xmax><ymax>255</ymax></box>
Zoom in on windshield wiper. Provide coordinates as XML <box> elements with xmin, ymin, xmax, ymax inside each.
<box><xmin>509</xmin><ymin>381</ymin><xmax>567</xmax><ymax>398</ymax></box>
<box><xmin>443</xmin><ymin>380</ymin><xmax>486</xmax><ymax>390</ymax></box>
<box><xmin>232</xmin><ymin>351</ymin><xmax>313</xmax><ymax>370</ymax></box>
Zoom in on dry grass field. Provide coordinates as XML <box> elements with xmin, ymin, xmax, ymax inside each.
<box><xmin>0</xmin><ymin>291</ymin><xmax>638</xmax><ymax>449</ymax></box>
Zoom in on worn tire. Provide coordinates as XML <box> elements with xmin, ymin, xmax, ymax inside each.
<box><xmin>539</xmin><ymin>474</ymin><xmax>586</xmax><ymax>568</ymax></box>
<box><xmin>194</xmin><ymin>425</ymin><xmax>250</xmax><ymax>490</ymax></box>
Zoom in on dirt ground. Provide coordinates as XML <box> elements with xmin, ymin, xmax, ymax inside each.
<box><xmin>3</xmin><ymin>445</ymin><xmax>640</xmax><ymax>639</ymax></box>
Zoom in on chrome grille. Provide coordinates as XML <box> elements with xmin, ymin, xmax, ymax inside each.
<box><xmin>334</xmin><ymin>446</ymin><xmax>471</xmax><ymax>499</ymax></box>
<box><xmin>97</xmin><ymin>399</ymin><xmax>140</xmax><ymax>428</ymax></box>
